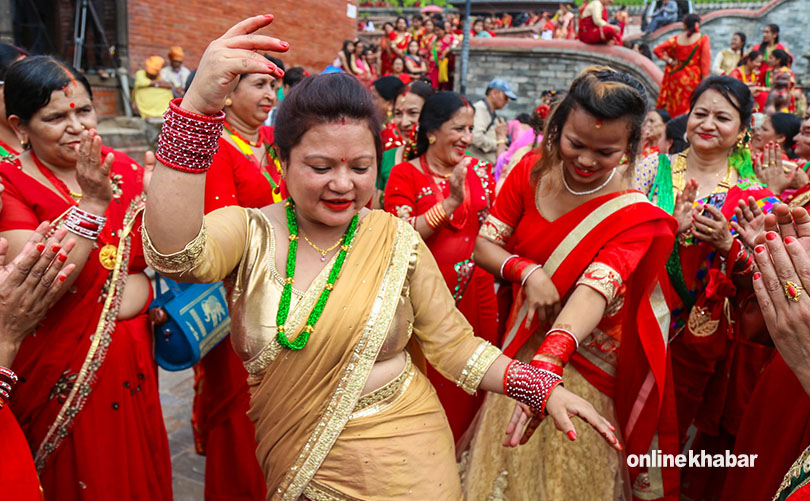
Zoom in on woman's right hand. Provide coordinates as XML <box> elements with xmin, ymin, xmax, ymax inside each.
<box><xmin>447</xmin><ymin>159</ymin><xmax>468</xmax><ymax>206</ymax></box>
<box><xmin>181</xmin><ymin>15</ymin><xmax>289</xmax><ymax>116</ymax></box>
<box><xmin>731</xmin><ymin>196</ymin><xmax>766</xmax><ymax>249</ymax></box>
<box><xmin>75</xmin><ymin>129</ymin><xmax>114</xmax><ymax>212</ymax></box>
<box><xmin>754</xmin><ymin>142</ymin><xmax>790</xmax><ymax>195</ymax></box>
<box><xmin>673</xmin><ymin>177</ymin><xmax>699</xmax><ymax>234</ymax></box>
<box><xmin>522</xmin><ymin>266</ymin><xmax>561</xmax><ymax>328</ymax></box>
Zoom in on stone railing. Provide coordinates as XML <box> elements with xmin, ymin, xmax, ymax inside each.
<box><xmin>455</xmin><ymin>37</ymin><xmax>662</xmax><ymax>121</ymax></box>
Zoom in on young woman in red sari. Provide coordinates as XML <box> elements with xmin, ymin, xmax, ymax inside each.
<box><xmin>0</xmin><ymin>56</ymin><xmax>171</xmax><ymax>500</ymax></box>
<box><xmin>654</xmin><ymin>14</ymin><xmax>711</xmax><ymax>117</ymax></box>
<box><xmin>463</xmin><ymin>67</ymin><xmax>679</xmax><ymax>501</ymax></box>
<box><xmin>0</xmin><ymin>43</ymin><xmax>27</xmax><ymax>165</ymax></box>
<box><xmin>634</xmin><ymin>76</ymin><xmax>781</xmax><ymax>500</ymax></box>
<box><xmin>751</xmin><ymin>23</ymin><xmax>789</xmax><ymax>75</ymax></box>
<box><xmin>0</xmin><ymin>225</ymin><xmax>77</xmax><ymax>501</ymax></box>
<box><xmin>384</xmin><ymin>91</ymin><xmax>498</xmax><ymax>442</ymax></box>
<box><xmin>390</xmin><ymin>17</ymin><xmax>412</xmax><ymax>61</ymax></box>
<box><xmin>187</xmin><ymin>69</ymin><xmax>282</xmax><ymax>501</ymax></box>
<box><xmin>756</xmin><ymin>49</ymin><xmax>795</xmax><ymax>112</ymax></box>
<box><xmin>379</xmin><ymin>22</ymin><xmax>395</xmax><ymax>76</ymax></box>
<box><xmin>426</xmin><ymin>21</ymin><xmax>455</xmax><ymax>90</ymax></box>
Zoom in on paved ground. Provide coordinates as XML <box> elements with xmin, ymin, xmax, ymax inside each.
<box><xmin>159</xmin><ymin>368</ymin><xmax>206</xmax><ymax>500</ymax></box>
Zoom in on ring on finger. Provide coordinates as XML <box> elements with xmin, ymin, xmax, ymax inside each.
<box><xmin>784</xmin><ymin>280</ymin><xmax>804</xmax><ymax>302</ymax></box>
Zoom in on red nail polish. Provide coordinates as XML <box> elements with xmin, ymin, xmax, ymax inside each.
<box><xmin>617</xmin><ymin>443</ymin><xmax>624</xmax><ymax>451</ymax></box>
<box><xmin>786</xmin><ymin>236</ymin><xmax>797</xmax><ymax>244</ymax></box>
<box><xmin>57</xmin><ymin>253</ymin><xmax>67</xmax><ymax>262</ymax></box>
<box><xmin>754</xmin><ymin>272</ymin><xmax>762</xmax><ymax>280</ymax></box>
<box><xmin>755</xmin><ymin>245</ymin><xmax>766</xmax><ymax>253</ymax></box>
<box><xmin>51</xmin><ymin>245</ymin><xmax>61</xmax><ymax>253</ymax></box>
<box><xmin>36</xmin><ymin>244</ymin><xmax>45</xmax><ymax>252</ymax></box>
<box><xmin>280</xmin><ymin>41</ymin><xmax>289</xmax><ymax>49</ymax></box>
<box><xmin>766</xmin><ymin>232</ymin><xmax>778</xmax><ymax>241</ymax></box>
<box><xmin>263</xmin><ymin>14</ymin><xmax>273</xmax><ymax>19</ymax></box>
<box><xmin>567</xmin><ymin>430</ymin><xmax>577</xmax><ymax>441</ymax></box>
<box><xmin>58</xmin><ymin>275</ymin><xmax>66</xmax><ymax>282</ymax></box>
<box><xmin>609</xmin><ymin>423</ymin><xmax>616</xmax><ymax>431</ymax></box>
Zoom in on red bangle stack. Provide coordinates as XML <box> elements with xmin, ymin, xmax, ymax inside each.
<box><xmin>502</xmin><ymin>256</ymin><xmax>537</xmax><ymax>283</ymax></box>
<box><xmin>155</xmin><ymin>98</ymin><xmax>226</xmax><ymax>174</ymax></box>
<box><xmin>0</xmin><ymin>366</ymin><xmax>19</xmax><ymax>409</ymax></box>
<box><xmin>532</xmin><ymin>328</ymin><xmax>579</xmax><ymax>374</ymax></box>
<box><xmin>503</xmin><ymin>359</ymin><xmax>563</xmax><ymax>416</ymax></box>
<box><xmin>64</xmin><ymin>206</ymin><xmax>106</xmax><ymax>241</ymax></box>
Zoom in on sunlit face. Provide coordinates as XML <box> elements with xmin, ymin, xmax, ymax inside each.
<box><xmin>396</xmin><ymin>18</ymin><xmax>408</xmax><ymax>31</ymax></box>
<box><xmin>345</xmin><ymin>41</ymin><xmax>355</xmax><ymax>54</ymax></box>
<box><xmin>283</xmin><ymin>121</ymin><xmax>377</xmax><ymax>228</ymax></box>
<box><xmin>731</xmin><ymin>34</ymin><xmax>743</xmax><ymax>51</ymax></box>
<box><xmin>473</xmin><ymin>21</ymin><xmax>484</xmax><ymax>33</ymax></box>
<box><xmin>227</xmin><ymin>73</ymin><xmax>276</xmax><ymax>126</ymax></box>
<box><xmin>643</xmin><ymin>110</ymin><xmax>666</xmax><ymax>145</ymax></box>
<box><xmin>407</xmin><ymin>41</ymin><xmax>419</xmax><ymax>55</ymax></box>
<box><xmin>686</xmin><ymin>89</ymin><xmax>742</xmax><ymax>153</ymax></box>
<box><xmin>444</xmin><ymin>21</ymin><xmax>453</xmax><ymax>33</ymax></box>
<box><xmin>424</xmin><ymin>20</ymin><xmax>434</xmax><ymax>33</ymax></box>
<box><xmin>762</xmin><ymin>26</ymin><xmax>773</xmax><ymax>43</ymax></box>
<box><xmin>392</xmin><ymin>58</ymin><xmax>405</xmax><ymax>74</ymax></box>
<box><xmin>484</xmin><ymin>17</ymin><xmax>494</xmax><ymax>30</ymax></box>
<box><xmin>428</xmin><ymin>105</ymin><xmax>474</xmax><ymax>167</ymax></box>
<box><xmin>793</xmin><ymin>118</ymin><xmax>810</xmax><ymax>158</ymax></box>
<box><xmin>393</xmin><ymin>92</ymin><xmax>425</xmax><ymax>137</ymax></box>
<box><xmin>767</xmin><ymin>53</ymin><xmax>777</xmax><ymax>67</ymax></box>
<box><xmin>384</xmin><ymin>23</ymin><xmax>394</xmax><ymax>35</ymax></box>
<box><xmin>748</xmin><ymin>55</ymin><xmax>763</xmax><ymax>70</ymax></box>
<box><xmin>558</xmin><ymin>106</ymin><xmax>630</xmax><ymax>187</ymax></box>
<box><xmin>13</xmin><ymin>85</ymin><xmax>97</xmax><ymax>169</ymax></box>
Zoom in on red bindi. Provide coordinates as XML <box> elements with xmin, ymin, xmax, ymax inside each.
<box><xmin>70</xmin><ymin>102</ymin><xmax>75</xmax><ymax>108</ymax></box>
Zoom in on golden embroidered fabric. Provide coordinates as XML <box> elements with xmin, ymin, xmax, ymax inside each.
<box><xmin>456</xmin><ymin>342</ymin><xmax>502</xmax><ymax>394</ymax></box>
<box><xmin>350</xmin><ymin>353</ymin><xmax>414</xmax><ymax>419</ymax></box>
<box><xmin>142</xmin><ymin>220</ymin><xmax>207</xmax><ymax>276</ymax></box>
<box><xmin>774</xmin><ymin>444</ymin><xmax>810</xmax><ymax>501</ymax></box>
<box><xmin>576</xmin><ymin>262</ymin><xmax>624</xmax><ymax>312</ymax></box>
<box><xmin>478</xmin><ymin>214</ymin><xmax>514</xmax><ymax>246</ymax></box>
<box><xmin>303</xmin><ymin>481</ymin><xmax>360</xmax><ymax>501</ymax></box>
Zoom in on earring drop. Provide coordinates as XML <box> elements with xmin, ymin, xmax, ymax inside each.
<box><xmin>224</xmin><ymin>98</ymin><xmax>232</xmax><ymax>106</ymax></box>
<box><xmin>428</xmin><ymin>136</ymin><xmax>436</xmax><ymax>144</ymax></box>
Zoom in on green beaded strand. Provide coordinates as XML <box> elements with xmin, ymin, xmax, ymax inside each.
<box><xmin>276</xmin><ymin>198</ymin><xmax>359</xmax><ymax>350</ymax></box>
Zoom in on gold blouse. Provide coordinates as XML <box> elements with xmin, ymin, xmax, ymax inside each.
<box><xmin>143</xmin><ymin>207</ymin><xmax>501</xmax><ymax>395</ymax></box>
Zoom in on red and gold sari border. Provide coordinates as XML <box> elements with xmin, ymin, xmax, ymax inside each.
<box><xmin>544</xmin><ymin>192</ymin><xmax>649</xmax><ymax>275</ymax></box>
<box><xmin>280</xmin><ymin>219</ymin><xmax>417</xmax><ymax>500</ymax></box>
<box><xmin>34</xmin><ymin>195</ymin><xmax>145</xmax><ymax>471</ymax></box>
<box><xmin>478</xmin><ymin>214</ymin><xmax>513</xmax><ymax>247</ymax></box>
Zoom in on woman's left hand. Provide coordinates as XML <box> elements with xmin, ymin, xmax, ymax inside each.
<box><xmin>693</xmin><ymin>203</ymin><xmax>734</xmax><ymax>253</ymax></box>
<box><xmin>503</xmin><ymin>386</ymin><xmax>621</xmax><ymax>451</ymax></box>
<box><xmin>731</xmin><ymin>196</ymin><xmax>766</xmax><ymax>249</ymax></box>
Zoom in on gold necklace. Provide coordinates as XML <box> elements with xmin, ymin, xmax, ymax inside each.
<box><xmin>69</xmin><ymin>189</ymin><xmax>82</xmax><ymax>201</ymax></box>
<box><xmin>301</xmin><ymin>231</ymin><xmax>343</xmax><ymax>261</ymax></box>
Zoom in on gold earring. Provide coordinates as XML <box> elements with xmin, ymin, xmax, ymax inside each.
<box><xmin>735</xmin><ymin>132</ymin><xmax>746</xmax><ymax>149</ymax></box>
<box><xmin>20</xmin><ymin>140</ymin><xmax>29</xmax><ymax>150</ymax></box>
<box><xmin>225</xmin><ymin>98</ymin><xmax>232</xmax><ymax>107</ymax></box>
<box><xmin>428</xmin><ymin>136</ymin><xmax>436</xmax><ymax>144</ymax></box>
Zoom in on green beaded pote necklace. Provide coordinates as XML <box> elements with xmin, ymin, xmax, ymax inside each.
<box><xmin>276</xmin><ymin>198</ymin><xmax>360</xmax><ymax>350</ymax></box>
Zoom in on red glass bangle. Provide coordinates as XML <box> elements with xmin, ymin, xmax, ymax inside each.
<box><xmin>155</xmin><ymin>98</ymin><xmax>225</xmax><ymax>174</ymax></box>
<box><xmin>503</xmin><ymin>257</ymin><xmax>537</xmax><ymax>283</ymax></box>
<box><xmin>536</xmin><ymin>331</ymin><xmax>578</xmax><ymax>366</ymax></box>
<box><xmin>530</xmin><ymin>359</ymin><xmax>563</xmax><ymax>377</ymax></box>
<box><xmin>503</xmin><ymin>360</ymin><xmax>563</xmax><ymax>416</ymax></box>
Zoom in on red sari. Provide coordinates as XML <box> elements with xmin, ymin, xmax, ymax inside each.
<box><xmin>381</xmin><ymin>121</ymin><xmax>404</xmax><ymax>151</ymax></box>
<box><xmin>655</xmin><ymin>34</ymin><xmax>711</xmax><ymax>117</ymax></box>
<box><xmin>193</xmin><ymin>129</ymin><xmax>280</xmax><ymax>501</ymax></box>
<box><xmin>0</xmin><ymin>148</ymin><xmax>171</xmax><ymax>500</ymax></box>
<box><xmin>480</xmin><ymin>156</ymin><xmax>679</xmax><ymax>499</ymax></box>
<box><xmin>756</xmin><ymin>65</ymin><xmax>796</xmax><ymax>112</ymax></box>
<box><xmin>389</xmin><ymin>30</ymin><xmax>412</xmax><ymax>59</ymax></box>
<box><xmin>0</xmin><ymin>407</ymin><xmax>41</xmax><ymax>500</ymax></box>
<box><xmin>384</xmin><ymin>154</ymin><xmax>498</xmax><ymax>441</ymax></box>
<box><xmin>578</xmin><ymin>1</ymin><xmax>622</xmax><ymax>45</ymax></box>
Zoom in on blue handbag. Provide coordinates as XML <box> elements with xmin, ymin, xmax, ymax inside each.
<box><xmin>150</xmin><ymin>275</ymin><xmax>231</xmax><ymax>371</ymax></box>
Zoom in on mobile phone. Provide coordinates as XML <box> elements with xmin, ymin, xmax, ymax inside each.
<box><xmin>702</xmin><ymin>192</ymin><xmax>727</xmax><ymax>220</ymax></box>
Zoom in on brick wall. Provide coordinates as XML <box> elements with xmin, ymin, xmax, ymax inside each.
<box><xmin>635</xmin><ymin>0</ymin><xmax>810</xmax><ymax>86</ymax></box>
<box><xmin>127</xmin><ymin>0</ymin><xmax>358</xmax><ymax>76</ymax></box>
<box><xmin>457</xmin><ymin>38</ymin><xmax>663</xmax><ymax>122</ymax></box>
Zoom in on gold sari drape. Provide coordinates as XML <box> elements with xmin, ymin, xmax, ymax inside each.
<box><xmin>144</xmin><ymin>208</ymin><xmax>500</xmax><ymax>500</ymax></box>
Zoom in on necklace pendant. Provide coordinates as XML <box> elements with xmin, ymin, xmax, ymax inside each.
<box><xmin>320</xmin><ymin>255</ymin><xmax>326</xmax><ymax>262</ymax></box>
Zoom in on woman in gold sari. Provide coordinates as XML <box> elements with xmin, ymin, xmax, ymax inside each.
<box><xmin>142</xmin><ymin>15</ymin><xmax>621</xmax><ymax>500</ymax></box>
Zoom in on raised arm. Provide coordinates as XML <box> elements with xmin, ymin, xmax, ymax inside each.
<box><xmin>144</xmin><ymin>15</ymin><xmax>288</xmax><ymax>254</ymax></box>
